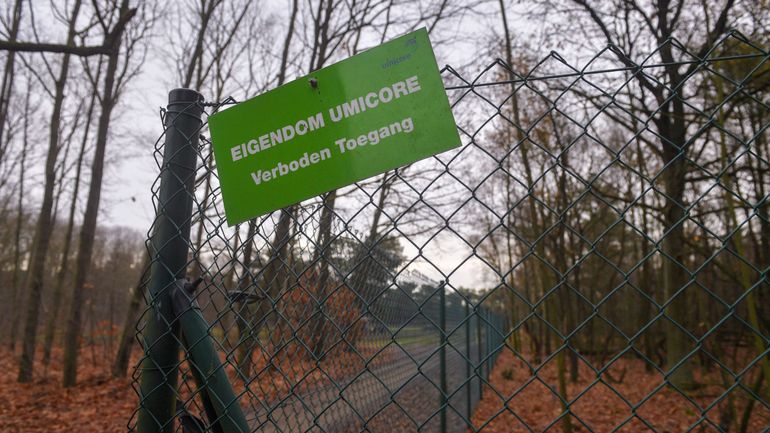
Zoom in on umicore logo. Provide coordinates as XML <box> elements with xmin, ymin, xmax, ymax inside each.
<box><xmin>381</xmin><ymin>36</ymin><xmax>418</xmax><ymax>69</ymax></box>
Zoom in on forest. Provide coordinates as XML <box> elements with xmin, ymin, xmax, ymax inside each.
<box><xmin>0</xmin><ymin>1</ymin><xmax>768</xmax><ymax>432</ymax></box>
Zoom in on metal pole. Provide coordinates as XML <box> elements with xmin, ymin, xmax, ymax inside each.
<box><xmin>492</xmin><ymin>313</ymin><xmax>499</xmax><ymax>366</ymax></box>
<box><xmin>137</xmin><ymin>89</ymin><xmax>203</xmax><ymax>433</ymax></box>
<box><xmin>497</xmin><ymin>314</ymin><xmax>503</xmax><ymax>363</ymax></box>
<box><xmin>465</xmin><ymin>301</ymin><xmax>471</xmax><ymax>423</ymax></box>
<box><xmin>476</xmin><ymin>307</ymin><xmax>483</xmax><ymax>397</ymax></box>
<box><xmin>495</xmin><ymin>314</ymin><xmax>503</xmax><ymax>363</ymax></box>
<box><xmin>492</xmin><ymin>313</ymin><xmax>500</xmax><ymax>365</ymax></box>
<box><xmin>172</xmin><ymin>280</ymin><xmax>250</xmax><ymax>433</ymax></box>
<box><xmin>439</xmin><ymin>281</ymin><xmax>447</xmax><ymax>433</ymax></box>
<box><xmin>486</xmin><ymin>309</ymin><xmax>492</xmax><ymax>379</ymax></box>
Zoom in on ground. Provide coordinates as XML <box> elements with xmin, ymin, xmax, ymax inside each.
<box><xmin>470</xmin><ymin>349</ymin><xmax>770</xmax><ymax>432</ymax></box>
<box><xmin>0</xmin><ymin>345</ymin><xmax>137</xmax><ymax>433</ymax></box>
<box><xmin>1</xmin><ymin>345</ymin><xmax>768</xmax><ymax>432</ymax></box>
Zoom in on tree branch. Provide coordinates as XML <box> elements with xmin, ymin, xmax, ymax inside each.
<box><xmin>0</xmin><ymin>6</ymin><xmax>136</xmax><ymax>57</ymax></box>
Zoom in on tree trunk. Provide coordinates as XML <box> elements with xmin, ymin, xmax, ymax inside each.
<box><xmin>307</xmin><ymin>191</ymin><xmax>337</xmax><ymax>357</ymax></box>
<box><xmin>112</xmin><ymin>252</ymin><xmax>150</xmax><ymax>377</ymax></box>
<box><xmin>233</xmin><ymin>0</ymin><xmax>297</xmax><ymax>375</ymax></box>
<box><xmin>17</xmin><ymin>0</ymin><xmax>81</xmax><ymax>383</ymax></box>
<box><xmin>659</xmin><ymin>111</ymin><xmax>695</xmax><ymax>390</ymax></box>
<box><xmin>42</xmin><ymin>83</ymin><xmax>99</xmax><ymax>369</ymax></box>
<box><xmin>238</xmin><ymin>206</ymin><xmax>294</xmax><ymax>374</ymax></box>
<box><xmin>0</xmin><ymin>0</ymin><xmax>22</xmax><ymax>154</ymax></box>
<box><xmin>8</xmin><ymin>78</ymin><xmax>29</xmax><ymax>351</ymax></box>
<box><xmin>62</xmin><ymin>4</ymin><xmax>124</xmax><ymax>385</ymax></box>
<box><xmin>311</xmin><ymin>173</ymin><xmax>391</xmax><ymax>356</ymax></box>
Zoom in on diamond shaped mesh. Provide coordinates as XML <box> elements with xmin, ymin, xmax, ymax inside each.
<box><xmin>130</xmin><ymin>32</ymin><xmax>770</xmax><ymax>433</ymax></box>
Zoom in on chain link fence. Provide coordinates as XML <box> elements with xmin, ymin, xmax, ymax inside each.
<box><xmin>130</xmin><ymin>31</ymin><xmax>769</xmax><ymax>433</ymax></box>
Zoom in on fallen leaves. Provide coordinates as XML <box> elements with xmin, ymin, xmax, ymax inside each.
<box><xmin>468</xmin><ymin>350</ymin><xmax>770</xmax><ymax>432</ymax></box>
<box><xmin>2</xmin><ymin>343</ymin><xmax>768</xmax><ymax>432</ymax></box>
<box><xmin>0</xmin><ymin>346</ymin><xmax>137</xmax><ymax>433</ymax></box>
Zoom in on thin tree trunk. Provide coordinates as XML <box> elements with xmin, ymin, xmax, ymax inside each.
<box><xmin>0</xmin><ymin>0</ymin><xmax>23</xmax><ymax>155</ymax></box>
<box><xmin>112</xmin><ymin>252</ymin><xmax>150</xmax><ymax>377</ymax></box>
<box><xmin>17</xmin><ymin>0</ymin><xmax>82</xmax><ymax>383</ymax></box>
<box><xmin>238</xmin><ymin>206</ymin><xmax>294</xmax><ymax>375</ymax></box>
<box><xmin>236</xmin><ymin>2</ymin><xmax>298</xmax><ymax>372</ymax></box>
<box><xmin>311</xmin><ymin>173</ymin><xmax>390</xmax><ymax>356</ymax></box>
<box><xmin>42</xmin><ymin>83</ymin><xmax>99</xmax><ymax>368</ymax></box>
<box><xmin>182</xmin><ymin>0</ymin><xmax>221</xmax><ymax>88</ymax></box>
<box><xmin>499</xmin><ymin>0</ymin><xmax>550</xmax><ymax>366</ymax></box>
<box><xmin>234</xmin><ymin>220</ymin><xmax>258</xmax><ymax>377</ymax></box>
<box><xmin>8</xmin><ymin>80</ymin><xmax>29</xmax><ymax>351</ymax></box>
<box><xmin>62</xmin><ymin>1</ymin><xmax>126</xmax><ymax>386</ymax></box>
<box><xmin>553</xmin><ymin>120</ymin><xmax>573</xmax><ymax>433</ymax></box>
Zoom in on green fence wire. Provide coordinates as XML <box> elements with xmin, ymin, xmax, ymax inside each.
<box><xmin>130</xmin><ymin>31</ymin><xmax>770</xmax><ymax>433</ymax></box>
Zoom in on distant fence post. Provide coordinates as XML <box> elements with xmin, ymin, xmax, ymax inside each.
<box><xmin>477</xmin><ymin>308</ymin><xmax>483</xmax><ymax>397</ymax></box>
<box><xmin>136</xmin><ymin>89</ymin><xmax>203</xmax><ymax>433</ymax></box>
<box><xmin>439</xmin><ymin>281</ymin><xmax>447</xmax><ymax>433</ymax></box>
<box><xmin>465</xmin><ymin>301</ymin><xmax>472</xmax><ymax>423</ymax></box>
<box><xmin>485</xmin><ymin>309</ymin><xmax>492</xmax><ymax>378</ymax></box>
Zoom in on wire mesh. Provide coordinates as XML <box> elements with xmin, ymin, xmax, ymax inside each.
<box><xmin>130</xmin><ymin>31</ymin><xmax>770</xmax><ymax>433</ymax></box>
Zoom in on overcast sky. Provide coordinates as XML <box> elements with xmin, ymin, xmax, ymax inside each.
<box><xmin>97</xmin><ymin>1</ymin><xmax>553</xmax><ymax>289</ymax></box>
<box><xmin>21</xmin><ymin>1</ymin><xmax>546</xmax><ymax>289</ymax></box>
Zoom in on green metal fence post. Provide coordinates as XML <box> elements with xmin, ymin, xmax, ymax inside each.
<box><xmin>136</xmin><ymin>89</ymin><xmax>203</xmax><ymax>433</ymax></box>
<box><xmin>439</xmin><ymin>281</ymin><xmax>447</xmax><ymax>433</ymax></box>
<box><xmin>172</xmin><ymin>279</ymin><xmax>250</xmax><ymax>433</ymax></box>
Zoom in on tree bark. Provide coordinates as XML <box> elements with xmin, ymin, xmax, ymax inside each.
<box><xmin>111</xmin><ymin>252</ymin><xmax>150</xmax><ymax>377</ymax></box>
<box><xmin>235</xmin><ymin>0</ymin><xmax>298</xmax><ymax>373</ymax></box>
<box><xmin>234</xmin><ymin>220</ymin><xmax>258</xmax><ymax>377</ymax></box>
<box><xmin>17</xmin><ymin>0</ymin><xmax>82</xmax><ymax>383</ymax></box>
<box><xmin>659</xmin><ymin>109</ymin><xmax>695</xmax><ymax>389</ymax></box>
<box><xmin>62</xmin><ymin>1</ymin><xmax>127</xmax><ymax>387</ymax></box>
<box><xmin>7</xmin><ymin>75</ymin><xmax>29</xmax><ymax>351</ymax></box>
<box><xmin>0</xmin><ymin>0</ymin><xmax>23</xmax><ymax>156</ymax></box>
<box><xmin>42</xmin><ymin>80</ymin><xmax>99</xmax><ymax>369</ymax></box>
<box><xmin>237</xmin><ymin>206</ymin><xmax>294</xmax><ymax>375</ymax></box>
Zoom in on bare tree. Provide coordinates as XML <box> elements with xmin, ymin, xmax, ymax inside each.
<box><xmin>0</xmin><ymin>0</ymin><xmax>23</xmax><ymax>155</ymax></box>
<box><xmin>17</xmin><ymin>0</ymin><xmax>84</xmax><ymax>383</ymax></box>
<box><xmin>62</xmin><ymin>0</ymin><xmax>152</xmax><ymax>387</ymax></box>
<box><xmin>42</xmin><ymin>66</ymin><xmax>102</xmax><ymax>369</ymax></box>
<box><xmin>0</xmin><ymin>4</ymin><xmax>135</xmax><ymax>57</ymax></box>
<box><xmin>234</xmin><ymin>0</ymin><xmax>299</xmax><ymax>376</ymax></box>
<box><xmin>529</xmin><ymin>0</ymin><xmax>740</xmax><ymax>390</ymax></box>
<box><xmin>111</xmin><ymin>249</ymin><xmax>150</xmax><ymax>377</ymax></box>
<box><xmin>6</xmin><ymin>73</ymin><xmax>32</xmax><ymax>351</ymax></box>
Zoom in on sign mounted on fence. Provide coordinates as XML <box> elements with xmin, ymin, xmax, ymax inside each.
<box><xmin>209</xmin><ymin>28</ymin><xmax>461</xmax><ymax>225</ymax></box>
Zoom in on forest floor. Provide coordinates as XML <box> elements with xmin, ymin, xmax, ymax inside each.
<box><xmin>0</xmin><ymin>345</ymin><xmax>138</xmax><ymax>433</ymax></box>
<box><xmin>2</xmin><ymin>344</ymin><xmax>769</xmax><ymax>432</ymax></box>
<box><xmin>470</xmin><ymin>349</ymin><xmax>770</xmax><ymax>432</ymax></box>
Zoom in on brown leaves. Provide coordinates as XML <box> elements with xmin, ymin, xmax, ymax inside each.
<box><xmin>0</xmin><ymin>346</ymin><xmax>137</xmax><ymax>433</ymax></box>
<box><xmin>469</xmin><ymin>350</ymin><xmax>770</xmax><ymax>432</ymax></box>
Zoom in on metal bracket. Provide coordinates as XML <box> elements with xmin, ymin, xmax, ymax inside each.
<box><xmin>171</xmin><ymin>277</ymin><xmax>204</xmax><ymax>316</ymax></box>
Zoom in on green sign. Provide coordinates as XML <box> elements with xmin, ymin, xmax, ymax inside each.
<box><xmin>208</xmin><ymin>28</ymin><xmax>461</xmax><ymax>225</ymax></box>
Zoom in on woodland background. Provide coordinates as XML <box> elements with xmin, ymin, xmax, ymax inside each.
<box><xmin>0</xmin><ymin>1</ymin><xmax>768</xmax><ymax>432</ymax></box>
